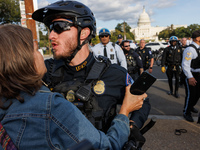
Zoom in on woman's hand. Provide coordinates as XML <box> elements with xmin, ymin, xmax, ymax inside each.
<box><xmin>119</xmin><ymin>85</ymin><xmax>147</xmax><ymax>117</ymax></box>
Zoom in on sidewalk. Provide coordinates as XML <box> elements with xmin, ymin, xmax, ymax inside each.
<box><xmin>142</xmin><ymin>68</ymin><xmax>200</xmax><ymax>150</ymax></box>
<box><xmin>143</xmin><ymin>118</ymin><xmax>200</xmax><ymax>150</ymax></box>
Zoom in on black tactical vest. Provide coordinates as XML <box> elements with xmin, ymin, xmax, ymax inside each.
<box><xmin>126</xmin><ymin>50</ymin><xmax>138</xmax><ymax>74</ymax></box>
<box><xmin>45</xmin><ymin>56</ymin><xmax>111</xmax><ymax>130</ymax></box>
<box><xmin>190</xmin><ymin>44</ymin><xmax>200</xmax><ymax>69</ymax></box>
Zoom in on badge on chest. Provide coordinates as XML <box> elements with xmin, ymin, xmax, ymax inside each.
<box><xmin>93</xmin><ymin>80</ymin><xmax>105</xmax><ymax>95</ymax></box>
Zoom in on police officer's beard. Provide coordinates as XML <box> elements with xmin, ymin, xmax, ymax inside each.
<box><xmin>123</xmin><ymin>49</ymin><xmax>129</xmax><ymax>54</ymax></box>
<box><xmin>53</xmin><ymin>40</ymin><xmax>78</xmax><ymax>60</ymax></box>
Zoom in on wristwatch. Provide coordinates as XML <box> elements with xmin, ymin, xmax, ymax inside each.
<box><xmin>149</xmin><ymin>67</ymin><xmax>153</xmax><ymax>69</ymax></box>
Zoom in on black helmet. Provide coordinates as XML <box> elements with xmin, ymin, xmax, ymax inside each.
<box><xmin>32</xmin><ymin>0</ymin><xmax>96</xmax><ymax>38</ymax></box>
<box><xmin>32</xmin><ymin>1</ymin><xmax>96</xmax><ymax>62</ymax></box>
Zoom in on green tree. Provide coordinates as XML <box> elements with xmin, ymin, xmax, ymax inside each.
<box><xmin>110</xmin><ymin>30</ymin><xmax>121</xmax><ymax>43</ymax></box>
<box><xmin>115</xmin><ymin>22</ymin><xmax>131</xmax><ymax>33</ymax></box>
<box><xmin>39</xmin><ymin>30</ymin><xmax>49</xmax><ymax>47</ymax></box>
<box><xmin>174</xmin><ymin>27</ymin><xmax>189</xmax><ymax>38</ymax></box>
<box><xmin>0</xmin><ymin>0</ymin><xmax>21</xmax><ymax>24</ymax></box>
<box><xmin>38</xmin><ymin>23</ymin><xmax>50</xmax><ymax>50</ymax></box>
<box><xmin>187</xmin><ymin>24</ymin><xmax>200</xmax><ymax>36</ymax></box>
<box><xmin>91</xmin><ymin>35</ymin><xmax>100</xmax><ymax>45</ymax></box>
<box><xmin>112</xmin><ymin>21</ymin><xmax>135</xmax><ymax>43</ymax></box>
<box><xmin>158</xmin><ymin>24</ymin><xmax>200</xmax><ymax>40</ymax></box>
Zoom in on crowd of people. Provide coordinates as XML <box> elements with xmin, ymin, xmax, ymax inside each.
<box><xmin>0</xmin><ymin>0</ymin><xmax>199</xmax><ymax>149</ymax></box>
<box><xmin>90</xmin><ymin>25</ymin><xmax>200</xmax><ymax>123</ymax></box>
<box><xmin>91</xmin><ymin>24</ymin><xmax>200</xmax><ymax>122</ymax></box>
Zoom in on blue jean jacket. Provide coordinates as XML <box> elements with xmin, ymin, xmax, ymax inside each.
<box><xmin>0</xmin><ymin>86</ymin><xmax>130</xmax><ymax>150</ymax></box>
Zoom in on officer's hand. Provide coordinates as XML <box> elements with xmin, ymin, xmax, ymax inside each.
<box><xmin>161</xmin><ymin>67</ymin><xmax>166</xmax><ymax>73</ymax></box>
<box><xmin>119</xmin><ymin>85</ymin><xmax>147</xmax><ymax>117</ymax></box>
<box><xmin>188</xmin><ymin>77</ymin><xmax>197</xmax><ymax>86</ymax></box>
<box><xmin>149</xmin><ymin>68</ymin><xmax>153</xmax><ymax>73</ymax></box>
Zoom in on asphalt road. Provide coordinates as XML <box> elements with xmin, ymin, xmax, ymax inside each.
<box><xmin>143</xmin><ymin>64</ymin><xmax>200</xmax><ymax>150</ymax></box>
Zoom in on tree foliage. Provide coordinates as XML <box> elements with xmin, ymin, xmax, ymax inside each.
<box><xmin>115</xmin><ymin>22</ymin><xmax>131</xmax><ymax>33</ymax></box>
<box><xmin>91</xmin><ymin>35</ymin><xmax>100</xmax><ymax>45</ymax></box>
<box><xmin>39</xmin><ymin>30</ymin><xmax>49</xmax><ymax>48</ymax></box>
<box><xmin>0</xmin><ymin>0</ymin><xmax>21</xmax><ymax>24</ymax></box>
<box><xmin>111</xmin><ymin>21</ymin><xmax>135</xmax><ymax>43</ymax></box>
<box><xmin>158</xmin><ymin>24</ymin><xmax>200</xmax><ymax>40</ymax></box>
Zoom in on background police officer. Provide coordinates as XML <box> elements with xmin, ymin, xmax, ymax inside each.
<box><xmin>116</xmin><ymin>34</ymin><xmax>123</xmax><ymax>46</ymax></box>
<box><xmin>161</xmin><ymin>36</ymin><xmax>182</xmax><ymax>98</ymax></box>
<box><xmin>121</xmin><ymin>40</ymin><xmax>143</xmax><ymax>81</ymax></box>
<box><xmin>32</xmin><ymin>0</ymin><xmax>150</xmax><ymax>134</ymax></box>
<box><xmin>135</xmin><ymin>39</ymin><xmax>154</xmax><ymax>73</ymax></box>
<box><xmin>179</xmin><ymin>37</ymin><xmax>188</xmax><ymax>86</ymax></box>
<box><xmin>92</xmin><ymin>28</ymin><xmax>127</xmax><ymax>69</ymax></box>
<box><xmin>182</xmin><ymin>30</ymin><xmax>200</xmax><ymax>122</ymax></box>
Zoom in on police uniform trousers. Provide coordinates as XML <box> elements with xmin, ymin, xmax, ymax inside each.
<box><xmin>179</xmin><ymin>71</ymin><xmax>186</xmax><ymax>86</ymax></box>
<box><xmin>166</xmin><ymin>65</ymin><xmax>180</xmax><ymax>93</ymax></box>
<box><xmin>184</xmin><ymin>72</ymin><xmax>200</xmax><ymax>115</ymax></box>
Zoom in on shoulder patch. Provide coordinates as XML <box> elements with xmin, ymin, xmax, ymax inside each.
<box><xmin>126</xmin><ymin>73</ymin><xmax>134</xmax><ymax>86</ymax></box>
<box><xmin>149</xmin><ymin>51</ymin><xmax>152</xmax><ymax>55</ymax></box>
<box><xmin>185</xmin><ymin>57</ymin><xmax>192</xmax><ymax>61</ymax></box>
<box><xmin>187</xmin><ymin>52</ymin><xmax>191</xmax><ymax>56</ymax></box>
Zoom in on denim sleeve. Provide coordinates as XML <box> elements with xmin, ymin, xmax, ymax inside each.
<box><xmin>130</xmin><ymin>98</ymin><xmax>151</xmax><ymax>129</ymax></box>
<box><xmin>49</xmin><ymin>93</ymin><xmax>130</xmax><ymax>150</ymax></box>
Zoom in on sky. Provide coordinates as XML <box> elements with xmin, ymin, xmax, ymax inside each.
<box><xmin>36</xmin><ymin>0</ymin><xmax>200</xmax><ymax>33</ymax></box>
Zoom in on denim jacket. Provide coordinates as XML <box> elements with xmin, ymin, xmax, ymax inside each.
<box><xmin>0</xmin><ymin>86</ymin><xmax>130</xmax><ymax>150</ymax></box>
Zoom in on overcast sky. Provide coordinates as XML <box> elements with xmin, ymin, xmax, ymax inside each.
<box><xmin>37</xmin><ymin>0</ymin><xmax>200</xmax><ymax>32</ymax></box>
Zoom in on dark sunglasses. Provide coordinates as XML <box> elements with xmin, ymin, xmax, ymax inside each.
<box><xmin>100</xmin><ymin>35</ymin><xmax>109</xmax><ymax>38</ymax></box>
<box><xmin>124</xmin><ymin>45</ymin><xmax>130</xmax><ymax>47</ymax></box>
<box><xmin>48</xmin><ymin>21</ymin><xmax>74</xmax><ymax>34</ymax></box>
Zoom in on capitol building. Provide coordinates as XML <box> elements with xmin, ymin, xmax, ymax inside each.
<box><xmin>131</xmin><ymin>7</ymin><xmax>187</xmax><ymax>41</ymax></box>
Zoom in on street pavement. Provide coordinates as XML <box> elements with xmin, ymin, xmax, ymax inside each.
<box><xmin>43</xmin><ymin>55</ymin><xmax>200</xmax><ymax>150</ymax></box>
<box><xmin>142</xmin><ymin>65</ymin><xmax>200</xmax><ymax>150</ymax></box>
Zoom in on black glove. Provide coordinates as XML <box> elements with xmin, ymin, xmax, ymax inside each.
<box><xmin>123</xmin><ymin>122</ymin><xmax>146</xmax><ymax>150</ymax></box>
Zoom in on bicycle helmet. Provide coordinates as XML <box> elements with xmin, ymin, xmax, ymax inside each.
<box><xmin>32</xmin><ymin>0</ymin><xmax>96</xmax><ymax>62</ymax></box>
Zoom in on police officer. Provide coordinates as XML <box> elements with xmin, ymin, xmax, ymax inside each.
<box><xmin>180</xmin><ymin>37</ymin><xmax>188</xmax><ymax>51</ymax></box>
<box><xmin>32</xmin><ymin>0</ymin><xmax>150</xmax><ymax>134</ymax></box>
<box><xmin>179</xmin><ymin>38</ymin><xmax>188</xmax><ymax>86</ymax></box>
<box><xmin>92</xmin><ymin>28</ymin><xmax>127</xmax><ymax>69</ymax></box>
<box><xmin>135</xmin><ymin>39</ymin><xmax>154</xmax><ymax>73</ymax></box>
<box><xmin>182</xmin><ymin>30</ymin><xmax>200</xmax><ymax>122</ymax></box>
<box><xmin>116</xmin><ymin>34</ymin><xmax>123</xmax><ymax>46</ymax></box>
<box><xmin>161</xmin><ymin>36</ymin><xmax>182</xmax><ymax>98</ymax></box>
<box><xmin>121</xmin><ymin>40</ymin><xmax>143</xmax><ymax>81</ymax></box>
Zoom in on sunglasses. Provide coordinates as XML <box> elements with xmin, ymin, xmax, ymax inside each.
<box><xmin>100</xmin><ymin>35</ymin><xmax>109</xmax><ymax>38</ymax></box>
<box><xmin>124</xmin><ymin>45</ymin><xmax>130</xmax><ymax>47</ymax></box>
<box><xmin>48</xmin><ymin>21</ymin><xmax>74</xmax><ymax>34</ymax></box>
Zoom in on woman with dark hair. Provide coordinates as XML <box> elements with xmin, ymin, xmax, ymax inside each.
<box><xmin>0</xmin><ymin>24</ymin><xmax>146</xmax><ymax>150</ymax></box>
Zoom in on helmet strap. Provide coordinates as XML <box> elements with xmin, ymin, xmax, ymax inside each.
<box><xmin>65</xmin><ymin>26</ymin><xmax>91</xmax><ymax>63</ymax></box>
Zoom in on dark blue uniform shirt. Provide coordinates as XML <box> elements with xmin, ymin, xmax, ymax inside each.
<box><xmin>43</xmin><ymin>52</ymin><xmax>150</xmax><ymax>129</ymax></box>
